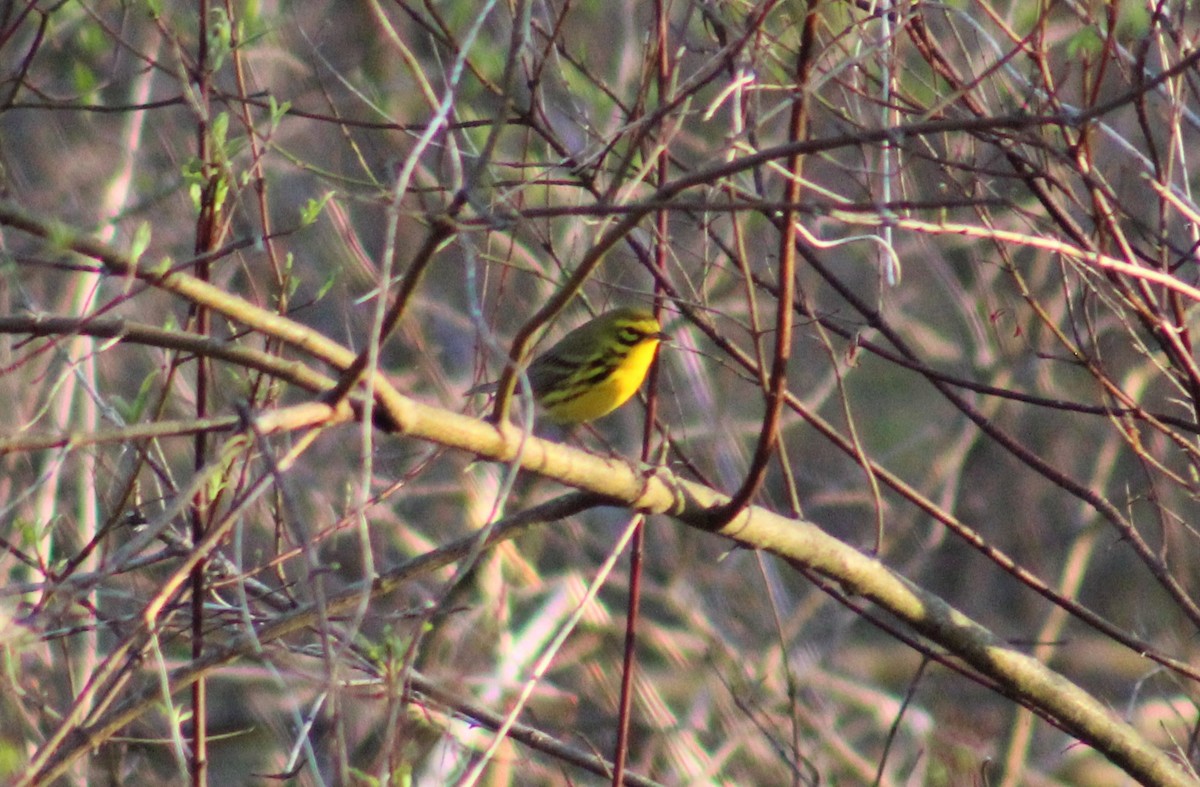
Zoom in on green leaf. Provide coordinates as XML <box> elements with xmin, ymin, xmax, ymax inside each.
<box><xmin>71</xmin><ymin>62</ymin><xmax>98</xmax><ymax>99</ymax></box>
<box><xmin>115</xmin><ymin>371</ymin><xmax>159</xmax><ymax>422</ymax></box>
<box><xmin>300</xmin><ymin>192</ymin><xmax>333</xmax><ymax>226</ymax></box>
<box><xmin>129</xmin><ymin>221</ymin><xmax>152</xmax><ymax>266</ymax></box>
<box><xmin>183</xmin><ymin>158</ymin><xmax>206</xmax><ymax>212</ymax></box>
<box><xmin>286</xmin><ymin>254</ymin><xmax>301</xmax><ymax>299</ymax></box>
<box><xmin>150</xmin><ymin>256</ymin><xmax>173</xmax><ymax>277</ymax></box>
<box><xmin>206</xmin><ymin>8</ymin><xmax>233</xmax><ymax>72</ymax></box>
<box><xmin>316</xmin><ymin>267</ymin><xmax>338</xmax><ymax>301</ymax></box>
<box><xmin>210</xmin><ymin>112</ymin><xmax>229</xmax><ymax>152</ymax></box>
<box><xmin>1066</xmin><ymin>27</ymin><xmax>1103</xmax><ymax>59</ymax></box>
<box><xmin>268</xmin><ymin>96</ymin><xmax>291</xmax><ymax>128</ymax></box>
<box><xmin>1115</xmin><ymin>4</ymin><xmax>1151</xmax><ymax>42</ymax></box>
<box><xmin>211</xmin><ymin>173</ymin><xmax>229</xmax><ymax>214</ymax></box>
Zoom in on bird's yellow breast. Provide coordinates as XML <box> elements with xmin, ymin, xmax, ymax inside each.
<box><xmin>542</xmin><ymin>338</ymin><xmax>660</xmax><ymax>424</ymax></box>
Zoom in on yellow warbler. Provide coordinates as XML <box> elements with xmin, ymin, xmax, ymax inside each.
<box><xmin>472</xmin><ymin>307</ymin><xmax>667</xmax><ymax>424</ymax></box>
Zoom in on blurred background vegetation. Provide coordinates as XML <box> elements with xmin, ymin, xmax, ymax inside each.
<box><xmin>3</xmin><ymin>0</ymin><xmax>1200</xmax><ymax>785</ymax></box>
